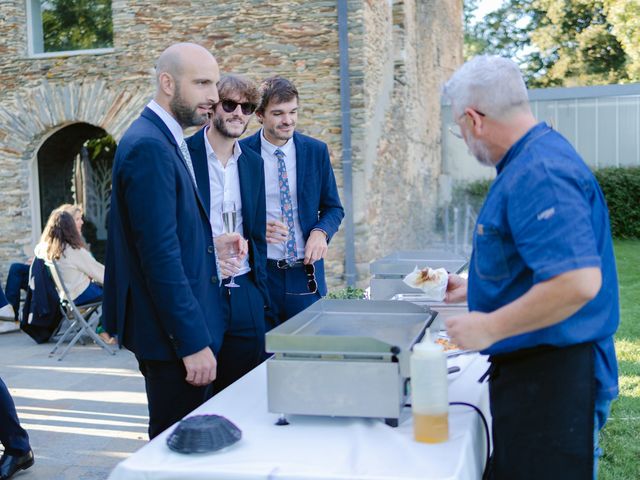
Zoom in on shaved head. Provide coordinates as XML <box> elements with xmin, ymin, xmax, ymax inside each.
<box><xmin>155</xmin><ymin>43</ymin><xmax>213</xmax><ymax>86</ymax></box>
<box><xmin>153</xmin><ymin>43</ymin><xmax>220</xmax><ymax>128</ymax></box>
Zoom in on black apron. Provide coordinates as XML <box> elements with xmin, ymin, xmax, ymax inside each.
<box><xmin>485</xmin><ymin>342</ymin><xmax>595</xmax><ymax>480</ymax></box>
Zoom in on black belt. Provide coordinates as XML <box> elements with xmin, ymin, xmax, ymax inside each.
<box><xmin>267</xmin><ymin>259</ymin><xmax>305</xmax><ymax>269</ymax></box>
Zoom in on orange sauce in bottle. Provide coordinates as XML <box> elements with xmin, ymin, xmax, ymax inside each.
<box><xmin>413</xmin><ymin>412</ymin><xmax>449</xmax><ymax>443</ymax></box>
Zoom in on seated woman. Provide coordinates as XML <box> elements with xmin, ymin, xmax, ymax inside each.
<box><xmin>35</xmin><ymin>206</ymin><xmax>116</xmax><ymax>345</ymax></box>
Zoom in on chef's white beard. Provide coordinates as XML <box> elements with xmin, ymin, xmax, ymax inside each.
<box><xmin>468</xmin><ymin>135</ymin><xmax>494</xmax><ymax>167</ymax></box>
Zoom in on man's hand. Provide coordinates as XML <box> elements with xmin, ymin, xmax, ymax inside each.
<box><xmin>214</xmin><ymin>233</ymin><xmax>248</xmax><ymax>261</ymax></box>
<box><xmin>182</xmin><ymin>347</ymin><xmax>217</xmax><ymax>386</ymax></box>
<box><xmin>218</xmin><ymin>257</ymin><xmax>242</xmax><ymax>279</ymax></box>
<box><xmin>266</xmin><ymin>220</ymin><xmax>289</xmax><ymax>244</ymax></box>
<box><xmin>445</xmin><ymin>311</ymin><xmax>496</xmax><ymax>351</ymax></box>
<box><xmin>304</xmin><ymin>230</ymin><xmax>328</xmax><ymax>265</ymax></box>
<box><xmin>445</xmin><ymin>273</ymin><xmax>468</xmax><ymax>303</ymax></box>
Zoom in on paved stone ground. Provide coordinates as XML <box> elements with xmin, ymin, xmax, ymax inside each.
<box><xmin>0</xmin><ymin>324</ymin><xmax>148</xmax><ymax>480</ymax></box>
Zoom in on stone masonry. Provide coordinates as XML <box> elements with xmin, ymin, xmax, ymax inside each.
<box><xmin>0</xmin><ymin>0</ymin><xmax>462</xmax><ymax>288</ymax></box>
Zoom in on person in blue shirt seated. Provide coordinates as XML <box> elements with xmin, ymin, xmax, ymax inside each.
<box><xmin>442</xmin><ymin>55</ymin><xmax>619</xmax><ymax>480</ymax></box>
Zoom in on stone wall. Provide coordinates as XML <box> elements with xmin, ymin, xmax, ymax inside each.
<box><xmin>0</xmin><ymin>0</ymin><xmax>462</xmax><ymax>288</ymax></box>
<box><xmin>350</xmin><ymin>0</ymin><xmax>463</xmax><ymax>285</ymax></box>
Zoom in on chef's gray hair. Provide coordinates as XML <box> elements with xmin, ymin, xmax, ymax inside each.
<box><xmin>442</xmin><ymin>55</ymin><xmax>531</xmax><ymax>121</ymax></box>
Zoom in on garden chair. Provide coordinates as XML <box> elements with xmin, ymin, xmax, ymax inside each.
<box><xmin>47</xmin><ymin>260</ymin><xmax>115</xmax><ymax>360</ymax></box>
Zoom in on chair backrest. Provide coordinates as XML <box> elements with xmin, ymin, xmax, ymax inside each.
<box><xmin>46</xmin><ymin>259</ymin><xmax>73</xmax><ymax>304</ymax></box>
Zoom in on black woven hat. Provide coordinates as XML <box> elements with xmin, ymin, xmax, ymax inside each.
<box><xmin>166</xmin><ymin>414</ymin><xmax>242</xmax><ymax>454</ymax></box>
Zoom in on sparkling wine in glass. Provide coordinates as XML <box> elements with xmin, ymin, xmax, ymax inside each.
<box><xmin>222</xmin><ymin>201</ymin><xmax>240</xmax><ymax>288</ymax></box>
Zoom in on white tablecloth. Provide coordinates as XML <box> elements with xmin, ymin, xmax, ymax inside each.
<box><xmin>109</xmin><ymin>354</ymin><xmax>490</xmax><ymax>480</ymax></box>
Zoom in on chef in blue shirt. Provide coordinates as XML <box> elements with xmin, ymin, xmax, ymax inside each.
<box><xmin>442</xmin><ymin>55</ymin><xmax>619</xmax><ymax>480</ymax></box>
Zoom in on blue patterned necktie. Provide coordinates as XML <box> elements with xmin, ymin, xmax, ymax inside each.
<box><xmin>179</xmin><ymin>140</ymin><xmax>198</xmax><ymax>187</ymax></box>
<box><xmin>275</xmin><ymin>148</ymin><xmax>297</xmax><ymax>263</ymax></box>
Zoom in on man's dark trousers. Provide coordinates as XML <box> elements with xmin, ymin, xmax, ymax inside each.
<box><xmin>264</xmin><ymin>262</ymin><xmax>321</xmax><ymax>331</ymax></box>
<box><xmin>0</xmin><ymin>378</ymin><xmax>30</xmax><ymax>456</ymax></box>
<box><xmin>212</xmin><ymin>274</ymin><xmax>266</xmax><ymax>395</ymax></box>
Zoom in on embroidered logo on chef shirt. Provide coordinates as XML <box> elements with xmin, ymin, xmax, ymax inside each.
<box><xmin>537</xmin><ymin>207</ymin><xmax>555</xmax><ymax>221</ymax></box>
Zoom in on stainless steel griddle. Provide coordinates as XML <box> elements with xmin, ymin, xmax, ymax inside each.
<box><xmin>265</xmin><ymin>299</ymin><xmax>436</xmax><ymax>426</ymax></box>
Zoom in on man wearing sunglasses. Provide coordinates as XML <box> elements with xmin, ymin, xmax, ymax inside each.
<box><xmin>241</xmin><ymin>76</ymin><xmax>344</xmax><ymax>330</ymax></box>
<box><xmin>187</xmin><ymin>74</ymin><xmax>269</xmax><ymax>394</ymax></box>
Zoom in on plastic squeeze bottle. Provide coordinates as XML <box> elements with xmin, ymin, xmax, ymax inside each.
<box><xmin>410</xmin><ymin>329</ymin><xmax>449</xmax><ymax>443</ymax></box>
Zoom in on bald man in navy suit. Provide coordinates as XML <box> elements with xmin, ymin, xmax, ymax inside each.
<box><xmin>104</xmin><ymin>43</ymin><xmax>246</xmax><ymax>438</ymax></box>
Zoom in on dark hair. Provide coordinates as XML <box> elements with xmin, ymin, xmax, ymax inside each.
<box><xmin>217</xmin><ymin>74</ymin><xmax>261</xmax><ymax>107</ymax></box>
<box><xmin>40</xmin><ymin>209</ymin><xmax>86</xmax><ymax>260</ymax></box>
<box><xmin>256</xmin><ymin>76</ymin><xmax>299</xmax><ymax>115</ymax></box>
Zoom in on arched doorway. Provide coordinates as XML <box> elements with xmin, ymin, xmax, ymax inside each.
<box><xmin>37</xmin><ymin>123</ymin><xmax>116</xmax><ymax>262</ymax></box>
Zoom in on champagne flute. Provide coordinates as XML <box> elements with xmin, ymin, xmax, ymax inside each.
<box><xmin>221</xmin><ymin>200</ymin><xmax>240</xmax><ymax>288</ymax></box>
<box><xmin>278</xmin><ymin>212</ymin><xmax>294</xmax><ymax>265</ymax></box>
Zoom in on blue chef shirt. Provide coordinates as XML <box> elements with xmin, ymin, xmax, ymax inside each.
<box><xmin>469</xmin><ymin>122</ymin><xmax>619</xmax><ymax>401</ymax></box>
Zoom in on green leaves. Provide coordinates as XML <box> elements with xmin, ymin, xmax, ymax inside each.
<box><xmin>465</xmin><ymin>0</ymin><xmax>638</xmax><ymax>87</ymax></box>
<box><xmin>326</xmin><ymin>286</ymin><xmax>366</xmax><ymax>299</ymax></box>
<box><xmin>41</xmin><ymin>0</ymin><xmax>113</xmax><ymax>53</ymax></box>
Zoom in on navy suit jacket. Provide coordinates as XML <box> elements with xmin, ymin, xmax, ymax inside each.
<box><xmin>186</xmin><ymin>128</ymin><xmax>269</xmax><ymax>306</ymax></box>
<box><xmin>103</xmin><ymin>107</ymin><xmax>224</xmax><ymax>361</ymax></box>
<box><xmin>240</xmin><ymin>130</ymin><xmax>344</xmax><ymax>295</ymax></box>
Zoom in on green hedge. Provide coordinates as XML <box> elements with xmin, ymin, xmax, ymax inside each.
<box><xmin>458</xmin><ymin>167</ymin><xmax>640</xmax><ymax>239</ymax></box>
<box><xmin>594</xmin><ymin>167</ymin><xmax>640</xmax><ymax>239</ymax></box>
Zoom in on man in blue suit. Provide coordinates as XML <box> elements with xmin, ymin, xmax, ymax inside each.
<box><xmin>240</xmin><ymin>76</ymin><xmax>344</xmax><ymax>330</ymax></box>
<box><xmin>187</xmin><ymin>74</ymin><xmax>268</xmax><ymax>394</ymax></box>
<box><xmin>103</xmin><ymin>43</ymin><xmax>245</xmax><ymax>439</ymax></box>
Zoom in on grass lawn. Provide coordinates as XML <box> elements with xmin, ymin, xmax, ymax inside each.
<box><xmin>600</xmin><ymin>239</ymin><xmax>640</xmax><ymax>479</ymax></box>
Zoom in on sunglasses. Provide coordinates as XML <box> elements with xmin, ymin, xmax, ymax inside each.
<box><xmin>286</xmin><ymin>263</ymin><xmax>318</xmax><ymax>296</ymax></box>
<box><xmin>218</xmin><ymin>99</ymin><xmax>257</xmax><ymax>115</ymax></box>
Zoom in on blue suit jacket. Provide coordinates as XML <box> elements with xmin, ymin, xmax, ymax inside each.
<box><xmin>186</xmin><ymin>128</ymin><xmax>269</xmax><ymax>306</ymax></box>
<box><xmin>240</xmin><ymin>130</ymin><xmax>344</xmax><ymax>295</ymax></box>
<box><xmin>103</xmin><ymin>107</ymin><xmax>224</xmax><ymax>361</ymax></box>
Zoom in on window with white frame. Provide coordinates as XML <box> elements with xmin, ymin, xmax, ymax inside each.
<box><xmin>27</xmin><ymin>0</ymin><xmax>113</xmax><ymax>57</ymax></box>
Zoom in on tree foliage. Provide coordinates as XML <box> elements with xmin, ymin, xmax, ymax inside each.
<box><xmin>464</xmin><ymin>0</ymin><xmax>640</xmax><ymax>87</ymax></box>
<box><xmin>41</xmin><ymin>0</ymin><xmax>113</xmax><ymax>52</ymax></box>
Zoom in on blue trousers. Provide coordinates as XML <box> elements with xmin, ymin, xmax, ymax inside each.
<box><xmin>212</xmin><ymin>273</ymin><xmax>266</xmax><ymax>395</ymax></box>
<box><xmin>137</xmin><ymin>358</ymin><xmax>212</xmax><ymax>439</ymax></box>
<box><xmin>593</xmin><ymin>398</ymin><xmax>612</xmax><ymax>479</ymax></box>
<box><xmin>5</xmin><ymin>263</ymin><xmax>29</xmax><ymax>321</ymax></box>
<box><xmin>0</xmin><ymin>378</ymin><xmax>30</xmax><ymax>456</ymax></box>
<box><xmin>264</xmin><ymin>262</ymin><xmax>321</xmax><ymax>331</ymax></box>
<box><xmin>74</xmin><ymin>282</ymin><xmax>103</xmax><ymax>306</ymax></box>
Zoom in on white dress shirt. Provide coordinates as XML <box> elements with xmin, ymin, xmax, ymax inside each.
<box><xmin>261</xmin><ymin>129</ymin><xmax>305</xmax><ymax>260</ymax></box>
<box><xmin>147</xmin><ymin>100</ymin><xmax>184</xmax><ymax>146</ymax></box>
<box><xmin>204</xmin><ymin>127</ymin><xmax>250</xmax><ymax>276</ymax></box>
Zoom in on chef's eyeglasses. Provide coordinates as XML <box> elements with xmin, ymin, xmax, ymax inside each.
<box><xmin>448</xmin><ymin>109</ymin><xmax>485</xmax><ymax>139</ymax></box>
<box><xmin>218</xmin><ymin>99</ymin><xmax>257</xmax><ymax>115</ymax></box>
<box><xmin>286</xmin><ymin>263</ymin><xmax>318</xmax><ymax>296</ymax></box>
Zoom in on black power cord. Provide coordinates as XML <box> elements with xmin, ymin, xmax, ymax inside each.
<box><xmin>403</xmin><ymin>400</ymin><xmax>490</xmax><ymax>480</ymax></box>
<box><xmin>449</xmin><ymin>401</ymin><xmax>491</xmax><ymax>480</ymax></box>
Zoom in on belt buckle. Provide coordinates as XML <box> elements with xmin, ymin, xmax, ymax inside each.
<box><xmin>276</xmin><ymin>258</ymin><xmax>291</xmax><ymax>269</ymax></box>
